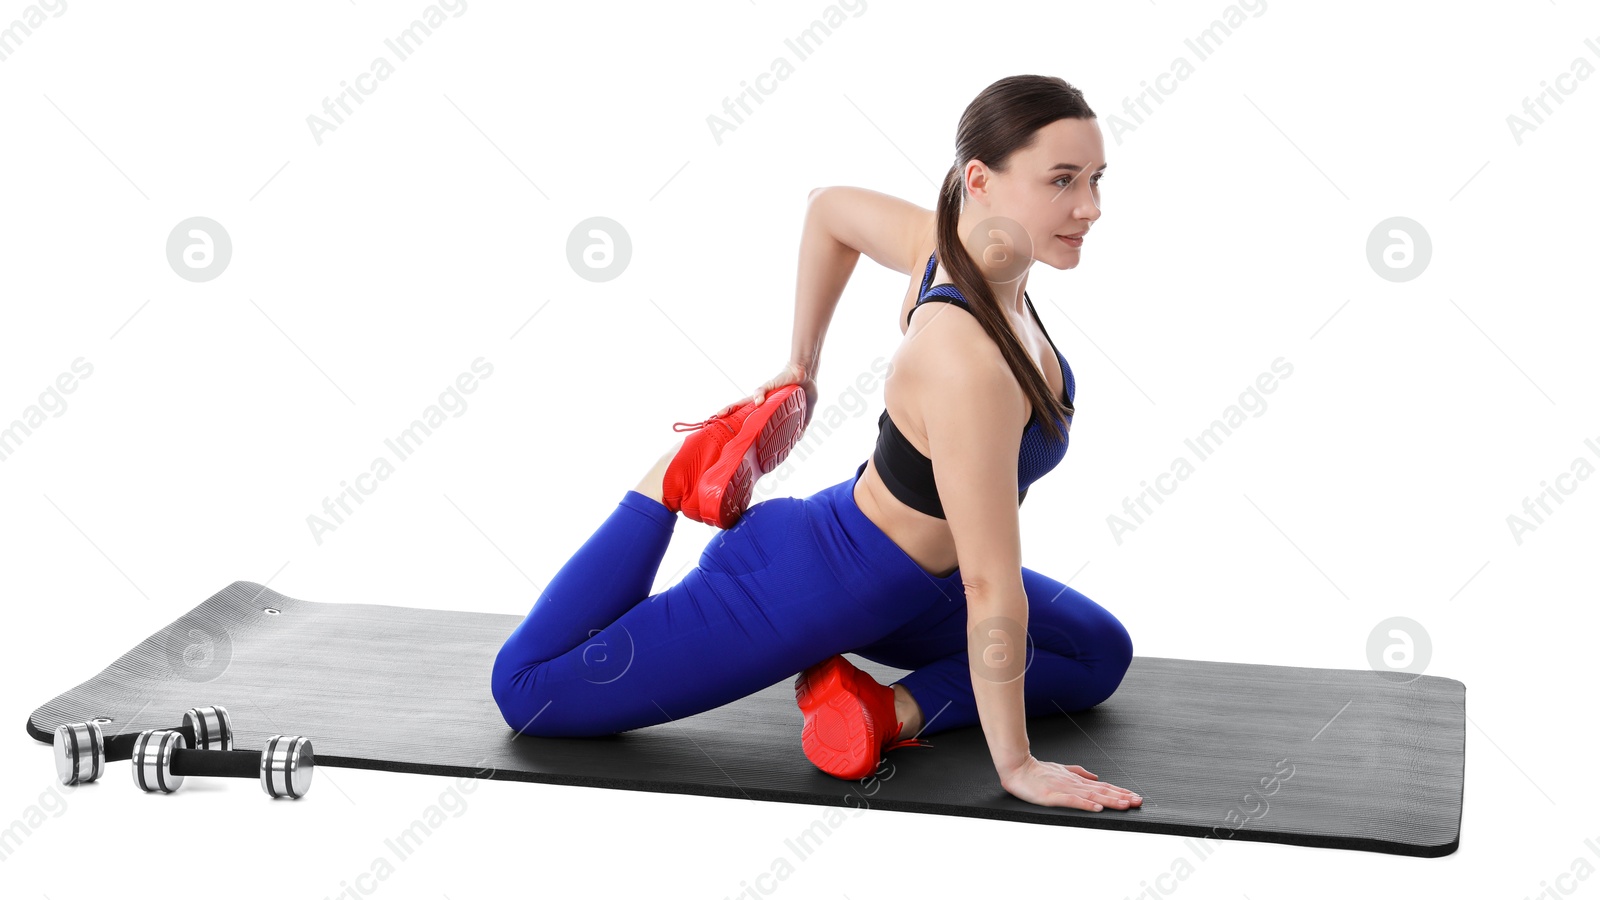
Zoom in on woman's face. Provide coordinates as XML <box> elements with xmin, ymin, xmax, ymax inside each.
<box><xmin>965</xmin><ymin>117</ymin><xmax>1106</xmax><ymax>272</ymax></box>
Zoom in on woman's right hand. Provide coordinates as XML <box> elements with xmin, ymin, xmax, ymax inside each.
<box><xmin>713</xmin><ymin>360</ymin><xmax>818</xmax><ymax>430</ymax></box>
<box><xmin>999</xmin><ymin>755</ymin><xmax>1143</xmax><ymax>811</ymax></box>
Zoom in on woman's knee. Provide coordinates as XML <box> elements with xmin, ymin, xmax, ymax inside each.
<box><xmin>1088</xmin><ymin>615</ymin><xmax>1134</xmax><ymax>705</ymax></box>
<box><xmin>1044</xmin><ymin>599</ymin><xmax>1133</xmax><ymax>709</ymax></box>
<box><xmin>490</xmin><ymin>647</ymin><xmax>540</xmax><ymax>733</ymax></box>
<box><xmin>491</xmin><ymin>647</ymin><xmax>569</xmax><ymax>736</ymax></box>
<box><xmin>1104</xmin><ymin>614</ymin><xmax>1134</xmax><ymax>669</ymax></box>
<box><xmin>1024</xmin><ymin>574</ymin><xmax>1133</xmax><ymax>670</ymax></box>
<box><xmin>491</xmin><ymin>649</ymin><xmax>627</xmax><ymax>738</ymax></box>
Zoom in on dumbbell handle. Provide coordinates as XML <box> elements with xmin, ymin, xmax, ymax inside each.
<box><xmin>169</xmin><ymin>747</ymin><xmax>262</xmax><ymax>779</ymax></box>
<box><xmin>102</xmin><ymin>723</ymin><xmax>205</xmax><ymax>762</ymax></box>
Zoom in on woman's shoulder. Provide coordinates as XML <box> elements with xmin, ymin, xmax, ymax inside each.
<box><xmin>897</xmin><ymin>300</ymin><xmax>1010</xmax><ymax>390</ymax></box>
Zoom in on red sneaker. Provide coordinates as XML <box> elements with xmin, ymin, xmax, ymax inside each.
<box><xmin>662</xmin><ymin>384</ymin><xmax>806</xmax><ymax>529</ymax></box>
<box><xmin>794</xmin><ymin>653</ymin><xmax>930</xmax><ymax>781</ymax></box>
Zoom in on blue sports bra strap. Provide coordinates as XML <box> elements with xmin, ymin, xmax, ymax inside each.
<box><xmin>1024</xmin><ymin>290</ymin><xmax>1060</xmax><ymax>354</ymax></box>
<box><xmin>906</xmin><ymin>251</ymin><xmax>939</xmax><ymax>328</ymax></box>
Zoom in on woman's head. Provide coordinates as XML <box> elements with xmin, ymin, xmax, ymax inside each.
<box><xmin>934</xmin><ymin>75</ymin><xmax>1102</xmax><ymax>442</ymax></box>
<box><xmin>940</xmin><ymin>75</ymin><xmax>1103</xmax><ymax>274</ymax></box>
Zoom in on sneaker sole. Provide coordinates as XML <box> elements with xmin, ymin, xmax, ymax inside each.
<box><xmin>795</xmin><ymin>654</ymin><xmax>881</xmax><ymax>781</ymax></box>
<box><xmin>697</xmin><ymin>385</ymin><xmax>806</xmax><ymax>528</ymax></box>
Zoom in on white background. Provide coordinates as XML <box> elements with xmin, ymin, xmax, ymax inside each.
<box><xmin>3</xmin><ymin>0</ymin><xmax>1596</xmax><ymax>896</ymax></box>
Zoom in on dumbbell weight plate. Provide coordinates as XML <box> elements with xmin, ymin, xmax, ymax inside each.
<box><xmin>183</xmin><ymin>705</ymin><xmax>233</xmax><ymax>752</ymax></box>
<box><xmin>260</xmin><ymin>735</ymin><xmax>314</xmax><ymax>799</ymax></box>
<box><xmin>53</xmin><ymin>721</ymin><xmax>105</xmax><ymax>787</ymax></box>
<box><xmin>131</xmin><ymin>729</ymin><xmax>186</xmax><ymax>794</ymax></box>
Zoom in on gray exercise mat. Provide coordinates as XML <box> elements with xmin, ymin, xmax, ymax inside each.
<box><xmin>26</xmin><ymin>581</ymin><xmax>1464</xmax><ymax>856</ymax></box>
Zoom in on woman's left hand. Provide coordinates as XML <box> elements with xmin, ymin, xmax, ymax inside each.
<box><xmin>715</xmin><ymin>361</ymin><xmax>817</xmax><ymax>430</ymax></box>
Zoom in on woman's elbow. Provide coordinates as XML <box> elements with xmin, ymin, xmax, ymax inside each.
<box><xmin>961</xmin><ymin>571</ymin><xmax>1027</xmax><ymax>605</ymax></box>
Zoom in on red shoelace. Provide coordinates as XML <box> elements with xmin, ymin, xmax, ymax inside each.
<box><xmin>885</xmin><ymin>733</ymin><xmax>933</xmax><ymax>751</ymax></box>
<box><xmin>881</xmin><ymin>716</ymin><xmax>933</xmax><ymax>752</ymax></box>
<box><xmin>672</xmin><ymin>413</ymin><xmax>738</xmax><ymax>436</ymax></box>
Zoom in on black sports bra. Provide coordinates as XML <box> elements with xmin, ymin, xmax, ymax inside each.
<box><xmin>869</xmin><ymin>251</ymin><xmax>1076</xmax><ymax>519</ymax></box>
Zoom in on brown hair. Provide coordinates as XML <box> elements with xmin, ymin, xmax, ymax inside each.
<box><xmin>935</xmin><ymin>74</ymin><xmax>1093</xmax><ymax>442</ymax></box>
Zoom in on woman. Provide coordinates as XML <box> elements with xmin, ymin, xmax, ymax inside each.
<box><xmin>492</xmin><ymin>75</ymin><xmax>1141</xmax><ymax>813</ymax></box>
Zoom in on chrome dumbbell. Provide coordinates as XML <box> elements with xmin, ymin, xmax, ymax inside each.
<box><xmin>53</xmin><ymin>706</ymin><xmax>234</xmax><ymax>786</ymax></box>
<box><xmin>131</xmin><ymin>731</ymin><xmax>314</xmax><ymax>799</ymax></box>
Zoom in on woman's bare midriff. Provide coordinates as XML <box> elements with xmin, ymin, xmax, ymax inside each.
<box><xmin>853</xmin><ymin>455</ymin><xmax>961</xmax><ymax>579</ymax></box>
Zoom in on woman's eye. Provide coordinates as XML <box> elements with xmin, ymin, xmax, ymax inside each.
<box><xmin>1055</xmin><ymin>175</ymin><xmax>1103</xmax><ymax>188</ymax></box>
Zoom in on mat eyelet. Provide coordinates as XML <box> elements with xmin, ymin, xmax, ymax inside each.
<box><xmin>91</xmin><ymin>717</ymin><xmax>112</xmax><ymax>724</ymax></box>
<box><xmin>263</xmin><ymin>608</ymin><xmax>281</xmax><ymax>616</ymax></box>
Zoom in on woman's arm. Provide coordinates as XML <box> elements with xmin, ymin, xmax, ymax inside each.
<box><xmin>809</xmin><ymin>186</ymin><xmax>932</xmax><ymax>274</ymax></box>
<box><xmin>914</xmin><ymin>316</ymin><xmax>1035</xmax><ymax>778</ymax></box>
<box><xmin>790</xmin><ymin>187</ymin><xmax>933</xmax><ymax>373</ymax></box>
<box><xmin>911</xmin><ymin>309</ymin><xmax>1144</xmax><ymax>812</ymax></box>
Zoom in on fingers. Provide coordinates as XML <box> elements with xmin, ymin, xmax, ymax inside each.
<box><xmin>1091</xmin><ymin>785</ymin><xmax>1143</xmax><ymax>807</ymax></box>
<box><xmin>1045</xmin><ymin>779</ymin><xmax>1142</xmax><ymax>811</ymax></box>
<box><xmin>1049</xmin><ymin>793</ymin><xmax>1106</xmax><ymax>812</ymax></box>
<box><xmin>1046</xmin><ymin>791</ymin><xmax>1140</xmax><ymax>811</ymax></box>
<box><xmin>727</xmin><ymin>370</ymin><xmax>810</xmax><ymax>414</ymax></box>
<box><xmin>1085</xmin><ymin>780</ymin><xmax>1140</xmax><ymax>801</ymax></box>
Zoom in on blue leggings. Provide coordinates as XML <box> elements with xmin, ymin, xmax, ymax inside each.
<box><xmin>491</xmin><ymin>459</ymin><xmax>1134</xmax><ymax>738</ymax></box>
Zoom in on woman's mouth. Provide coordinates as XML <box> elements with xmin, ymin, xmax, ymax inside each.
<box><xmin>1057</xmin><ymin>233</ymin><xmax>1083</xmax><ymax>248</ymax></box>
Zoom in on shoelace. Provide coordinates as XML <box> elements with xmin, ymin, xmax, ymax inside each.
<box><xmin>881</xmin><ymin>718</ymin><xmax>933</xmax><ymax>752</ymax></box>
<box><xmin>884</xmin><ymin>734</ymin><xmax>932</xmax><ymax>751</ymax></box>
<box><xmin>672</xmin><ymin>412</ymin><xmax>738</xmax><ymax>437</ymax></box>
